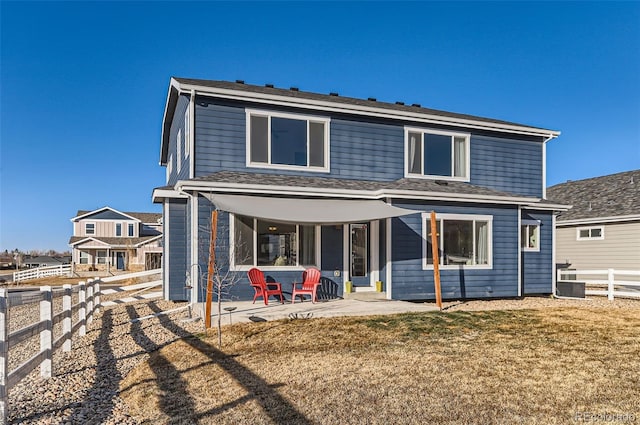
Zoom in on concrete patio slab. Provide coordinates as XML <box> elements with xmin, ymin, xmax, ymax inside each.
<box><xmin>194</xmin><ymin>297</ymin><xmax>441</xmax><ymax>325</ymax></box>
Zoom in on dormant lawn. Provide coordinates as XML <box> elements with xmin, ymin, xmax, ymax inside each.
<box><xmin>121</xmin><ymin>302</ymin><xmax>640</xmax><ymax>424</ymax></box>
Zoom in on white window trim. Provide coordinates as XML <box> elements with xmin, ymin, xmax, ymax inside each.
<box><xmin>128</xmin><ymin>222</ymin><xmax>135</xmax><ymax>237</ymax></box>
<box><xmin>404</xmin><ymin>126</ymin><xmax>471</xmax><ymax>182</ymax></box>
<box><xmin>421</xmin><ymin>212</ymin><xmax>493</xmax><ymax>270</ymax></box>
<box><xmin>521</xmin><ymin>219</ymin><xmax>540</xmax><ymax>252</ymax></box>
<box><xmin>167</xmin><ymin>154</ymin><xmax>173</xmax><ymax>181</ymax></box>
<box><xmin>229</xmin><ymin>213</ymin><xmax>321</xmax><ymax>271</ymax></box>
<box><xmin>576</xmin><ymin>226</ymin><xmax>605</xmax><ymax>241</ymax></box>
<box><xmin>184</xmin><ymin>107</ymin><xmax>190</xmax><ymax>157</ymax></box>
<box><xmin>115</xmin><ymin>222</ymin><xmax>122</xmax><ymax>237</ymax></box>
<box><xmin>245</xmin><ymin>108</ymin><xmax>331</xmax><ymax>173</ymax></box>
<box><xmin>85</xmin><ymin>222</ymin><xmax>96</xmax><ymax>235</ymax></box>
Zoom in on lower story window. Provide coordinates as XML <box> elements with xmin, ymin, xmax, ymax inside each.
<box><xmin>79</xmin><ymin>251</ymin><xmax>89</xmax><ymax>264</ymax></box>
<box><xmin>423</xmin><ymin>213</ymin><xmax>492</xmax><ymax>269</ymax></box>
<box><xmin>96</xmin><ymin>250</ymin><xmax>107</xmax><ymax>264</ymax></box>
<box><xmin>233</xmin><ymin>214</ymin><xmax>317</xmax><ymax>268</ymax></box>
<box><xmin>521</xmin><ymin>222</ymin><xmax>540</xmax><ymax>251</ymax></box>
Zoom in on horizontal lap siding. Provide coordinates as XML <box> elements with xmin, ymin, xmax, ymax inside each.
<box><xmin>168</xmin><ymin>95</ymin><xmax>190</xmax><ymax>185</ymax></box>
<box><xmin>330</xmin><ymin>119</ymin><xmax>404</xmax><ymax>181</ymax></box>
<box><xmin>471</xmin><ymin>136</ymin><xmax>543</xmax><ymax>197</ymax></box>
<box><xmin>522</xmin><ymin>210</ymin><xmax>553</xmax><ymax>294</ymax></box>
<box><xmin>194</xmin><ymin>101</ymin><xmax>405</xmax><ymax>181</ymax></box>
<box><xmin>556</xmin><ymin>221</ymin><xmax>640</xmax><ymax>270</ymax></box>
<box><xmin>391</xmin><ymin>202</ymin><xmax>519</xmax><ymax>300</ymax></box>
<box><xmin>167</xmin><ymin>199</ymin><xmax>188</xmax><ymax>300</ymax></box>
<box><xmin>195</xmin><ymin>103</ymin><xmax>246</xmax><ymax>175</ymax></box>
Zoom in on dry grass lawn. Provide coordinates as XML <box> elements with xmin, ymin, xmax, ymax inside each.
<box><xmin>121</xmin><ymin>307</ymin><xmax>640</xmax><ymax>424</ymax></box>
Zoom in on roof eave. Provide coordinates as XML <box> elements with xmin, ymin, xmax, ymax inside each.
<box><xmin>177</xmin><ymin>179</ymin><xmax>543</xmax><ymax>206</ymax></box>
<box><xmin>174</xmin><ymin>79</ymin><xmax>560</xmax><ymax>139</ymax></box>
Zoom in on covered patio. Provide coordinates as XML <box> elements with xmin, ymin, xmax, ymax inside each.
<box><xmin>194</xmin><ymin>296</ymin><xmax>440</xmax><ymax>325</ymax></box>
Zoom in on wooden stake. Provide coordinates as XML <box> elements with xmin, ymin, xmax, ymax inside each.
<box><xmin>430</xmin><ymin>211</ymin><xmax>443</xmax><ymax>310</ymax></box>
<box><xmin>205</xmin><ymin>210</ymin><xmax>218</xmax><ymax>329</ymax></box>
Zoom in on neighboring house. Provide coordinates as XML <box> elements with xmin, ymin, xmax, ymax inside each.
<box><xmin>69</xmin><ymin>207</ymin><xmax>163</xmax><ymax>273</ymax></box>
<box><xmin>0</xmin><ymin>254</ymin><xmax>16</xmax><ymax>269</ymax></box>
<box><xmin>153</xmin><ymin>77</ymin><xmax>568</xmax><ymax>302</ymax></box>
<box><xmin>547</xmin><ymin>170</ymin><xmax>640</xmax><ymax>272</ymax></box>
<box><xmin>22</xmin><ymin>256</ymin><xmax>70</xmax><ymax>268</ymax></box>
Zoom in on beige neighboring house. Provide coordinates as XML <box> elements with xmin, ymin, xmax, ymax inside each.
<box><xmin>69</xmin><ymin>207</ymin><xmax>163</xmax><ymax>274</ymax></box>
<box><xmin>547</xmin><ymin>170</ymin><xmax>640</xmax><ymax>272</ymax></box>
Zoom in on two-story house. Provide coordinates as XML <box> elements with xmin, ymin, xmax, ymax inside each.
<box><xmin>69</xmin><ymin>207</ymin><xmax>163</xmax><ymax>273</ymax></box>
<box><xmin>153</xmin><ymin>78</ymin><xmax>568</xmax><ymax>302</ymax></box>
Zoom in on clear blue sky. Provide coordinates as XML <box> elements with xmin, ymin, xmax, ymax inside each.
<box><xmin>1</xmin><ymin>1</ymin><xmax>639</xmax><ymax>252</ymax></box>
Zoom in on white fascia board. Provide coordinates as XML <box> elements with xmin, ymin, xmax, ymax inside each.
<box><xmin>177</xmin><ymin>180</ymin><xmax>539</xmax><ymax>206</ymax></box>
<box><xmin>172</xmin><ymin>80</ymin><xmax>560</xmax><ymax>139</ymax></box>
<box><xmin>160</xmin><ymin>79</ymin><xmax>181</xmax><ymax>165</ymax></box>
<box><xmin>556</xmin><ymin>214</ymin><xmax>640</xmax><ymax>226</ymax></box>
<box><xmin>136</xmin><ymin>235</ymin><xmax>163</xmax><ymax>247</ymax></box>
<box><xmin>72</xmin><ymin>237</ymin><xmax>111</xmax><ymax>248</ymax></box>
<box><xmin>152</xmin><ymin>188</ymin><xmax>189</xmax><ymax>203</ymax></box>
<box><xmin>521</xmin><ymin>202</ymin><xmax>572</xmax><ymax>211</ymax></box>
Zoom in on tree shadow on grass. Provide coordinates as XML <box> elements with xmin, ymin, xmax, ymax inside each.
<box><xmin>125</xmin><ymin>304</ymin><xmax>198</xmax><ymax>422</ymax></box>
<box><xmin>145</xmin><ymin>301</ymin><xmax>311</xmax><ymax>424</ymax></box>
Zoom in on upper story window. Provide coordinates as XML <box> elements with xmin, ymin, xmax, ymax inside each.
<box><xmin>115</xmin><ymin>223</ymin><xmax>122</xmax><ymax>237</ymax></box>
<box><xmin>85</xmin><ymin>223</ymin><xmax>95</xmax><ymax>235</ymax></box>
<box><xmin>577</xmin><ymin>226</ymin><xmax>604</xmax><ymax>241</ymax></box>
<box><xmin>128</xmin><ymin>223</ymin><xmax>135</xmax><ymax>237</ymax></box>
<box><xmin>406</xmin><ymin>128</ymin><xmax>470</xmax><ymax>181</ymax></box>
<box><xmin>246</xmin><ymin>109</ymin><xmax>330</xmax><ymax>172</ymax></box>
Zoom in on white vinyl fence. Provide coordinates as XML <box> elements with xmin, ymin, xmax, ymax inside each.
<box><xmin>0</xmin><ymin>269</ymin><xmax>161</xmax><ymax>424</ymax></box>
<box><xmin>557</xmin><ymin>269</ymin><xmax>640</xmax><ymax>300</ymax></box>
<box><xmin>13</xmin><ymin>265</ymin><xmax>72</xmax><ymax>282</ymax></box>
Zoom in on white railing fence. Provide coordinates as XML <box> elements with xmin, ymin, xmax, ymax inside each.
<box><xmin>0</xmin><ymin>269</ymin><xmax>161</xmax><ymax>424</ymax></box>
<box><xmin>13</xmin><ymin>264</ymin><xmax>72</xmax><ymax>283</ymax></box>
<box><xmin>557</xmin><ymin>269</ymin><xmax>640</xmax><ymax>300</ymax></box>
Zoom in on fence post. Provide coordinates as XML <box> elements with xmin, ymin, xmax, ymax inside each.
<box><xmin>0</xmin><ymin>289</ymin><xmax>9</xmax><ymax>425</ymax></box>
<box><xmin>607</xmin><ymin>269</ymin><xmax>615</xmax><ymax>301</ymax></box>
<box><xmin>40</xmin><ymin>286</ymin><xmax>52</xmax><ymax>379</ymax></box>
<box><xmin>79</xmin><ymin>282</ymin><xmax>86</xmax><ymax>336</ymax></box>
<box><xmin>62</xmin><ymin>284</ymin><xmax>72</xmax><ymax>352</ymax></box>
<box><xmin>94</xmin><ymin>279</ymin><xmax>101</xmax><ymax>314</ymax></box>
<box><xmin>86</xmin><ymin>279</ymin><xmax>94</xmax><ymax>325</ymax></box>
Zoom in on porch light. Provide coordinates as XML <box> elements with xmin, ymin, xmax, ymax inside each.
<box><xmin>268</xmin><ymin>226</ymin><xmax>278</xmax><ymax>232</ymax></box>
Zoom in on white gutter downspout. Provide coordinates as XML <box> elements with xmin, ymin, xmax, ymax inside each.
<box><xmin>542</xmin><ymin>133</ymin><xmax>558</xmax><ymax>199</ymax></box>
<box><xmin>189</xmin><ymin>89</ymin><xmax>196</xmax><ymax>180</ymax></box>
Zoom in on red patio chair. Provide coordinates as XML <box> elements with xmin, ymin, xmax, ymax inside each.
<box><xmin>291</xmin><ymin>267</ymin><xmax>322</xmax><ymax>303</ymax></box>
<box><xmin>248</xmin><ymin>268</ymin><xmax>285</xmax><ymax>305</ymax></box>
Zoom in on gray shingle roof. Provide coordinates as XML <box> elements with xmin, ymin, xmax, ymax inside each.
<box><xmin>174</xmin><ymin>77</ymin><xmax>552</xmax><ymax>131</ymax></box>
<box><xmin>547</xmin><ymin>170</ymin><xmax>640</xmax><ymax>221</ymax></box>
<box><xmin>189</xmin><ymin>171</ymin><xmax>533</xmax><ymax>200</ymax></box>
<box><xmin>68</xmin><ymin>236</ymin><xmax>161</xmax><ymax>247</ymax></box>
<box><xmin>75</xmin><ymin>210</ymin><xmax>162</xmax><ymax>223</ymax></box>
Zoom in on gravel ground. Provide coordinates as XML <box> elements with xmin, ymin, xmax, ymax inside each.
<box><xmin>4</xmin><ymin>295</ymin><xmax>638</xmax><ymax>424</ymax></box>
<box><xmin>6</xmin><ymin>296</ymin><xmax>202</xmax><ymax>425</ymax></box>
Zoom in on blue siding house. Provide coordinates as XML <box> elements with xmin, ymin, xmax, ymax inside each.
<box><xmin>153</xmin><ymin>77</ymin><xmax>568</xmax><ymax>303</ymax></box>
